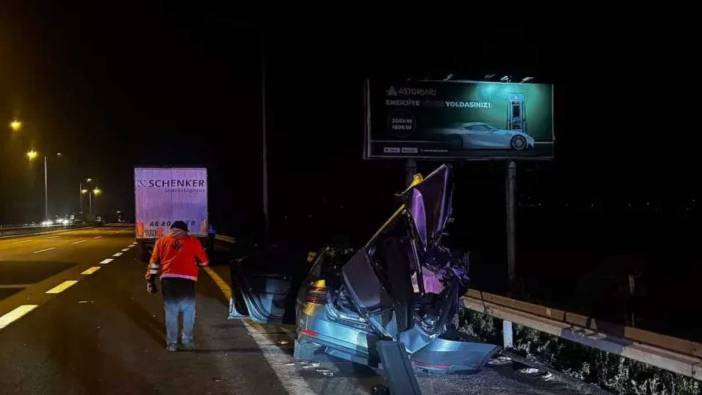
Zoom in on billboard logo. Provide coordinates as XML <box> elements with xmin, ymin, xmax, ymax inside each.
<box><xmin>137</xmin><ymin>179</ymin><xmax>206</xmax><ymax>189</ymax></box>
<box><xmin>386</xmin><ymin>86</ymin><xmax>436</xmax><ymax>97</ymax></box>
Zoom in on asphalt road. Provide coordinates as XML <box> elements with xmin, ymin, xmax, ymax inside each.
<box><xmin>0</xmin><ymin>227</ymin><xmax>603</xmax><ymax>394</ymax></box>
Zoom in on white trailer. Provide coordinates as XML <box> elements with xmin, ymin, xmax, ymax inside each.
<box><xmin>134</xmin><ymin>167</ymin><xmax>208</xmax><ymax>260</ymax></box>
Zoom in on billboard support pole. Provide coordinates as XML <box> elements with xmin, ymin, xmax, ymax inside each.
<box><xmin>261</xmin><ymin>33</ymin><xmax>270</xmax><ymax>246</ymax></box>
<box><xmin>506</xmin><ymin>160</ymin><xmax>517</xmax><ymax>288</ymax></box>
<box><xmin>405</xmin><ymin>159</ymin><xmax>417</xmax><ymax>187</ymax></box>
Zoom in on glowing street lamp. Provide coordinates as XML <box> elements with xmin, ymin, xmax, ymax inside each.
<box><xmin>92</xmin><ymin>187</ymin><xmax>101</xmax><ymax>196</ymax></box>
<box><xmin>10</xmin><ymin>119</ymin><xmax>22</xmax><ymax>132</ymax></box>
<box><xmin>26</xmin><ymin>150</ymin><xmax>38</xmax><ymax>160</ymax></box>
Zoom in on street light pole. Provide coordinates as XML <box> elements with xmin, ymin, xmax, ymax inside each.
<box><xmin>26</xmin><ymin>150</ymin><xmax>53</xmax><ymax>221</ymax></box>
<box><xmin>261</xmin><ymin>32</ymin><xmax>270</xmax><ymax>246</ymax></box>
<box><xmin>43</xmin><ymin>155</ymin><xmax>49</xmax><ymax>221</ymax></box>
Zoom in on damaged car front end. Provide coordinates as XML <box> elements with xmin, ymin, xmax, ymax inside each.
<box><xmin>295</xmin><ymin>164</ymin><xmax>498</xmax><ymax>374</ymax></box>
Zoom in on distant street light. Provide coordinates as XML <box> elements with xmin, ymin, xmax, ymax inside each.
<box><xmin>10</xmin><ymin>119</ymin><xmax>22</xmax><ymax>132</ymax></box>
<box><xmin>93</xmin><ymin>187</ymin><xmax>101</xmax><ymax>196</ymax></box>
<box><xmin>26</xmin><ymin>150</ymin><xmax>38</xmax><ymax>160</ymax></box>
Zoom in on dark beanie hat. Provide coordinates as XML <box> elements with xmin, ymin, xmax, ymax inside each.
<box><xmin>171</xmin><ymin>221</ymin><xmax>188</xmax><ymax>232</ymax></box>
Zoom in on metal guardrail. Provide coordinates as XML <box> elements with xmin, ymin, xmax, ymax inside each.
<box><xmin>0</xmin><ymin>224</ymin><xmax>75</xmax><ymax>238</ymax></box>
<box><xmin>215</xmin><ymin>234</ymin><xmax>236</xmax><ymax>244</ymax></box>
<box><xmin>0</xmin><ymin>224</ymin><xmax>62</xmax><ymax>230</ymax></box>
<box><xmin>463</xmin><ymin>289</ymin><xmax>702</xmax><ymax>380</ymax></box>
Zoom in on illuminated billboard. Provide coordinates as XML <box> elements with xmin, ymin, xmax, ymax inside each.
<box><xmin>364</xmin><ymin>79</ymin><xmax>554</xmax><ymax>160</ymax></box>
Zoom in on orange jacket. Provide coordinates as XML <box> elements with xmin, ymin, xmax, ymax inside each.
<box><xmin>146</xmin><ymin>229</ymin><xmax>209</xmax><ymax>281</ymax></box>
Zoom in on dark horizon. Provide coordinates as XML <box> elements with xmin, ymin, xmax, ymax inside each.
<box><xmin>1</xmin><ymin>5</ymin><xmax>700</xmax><ymax>231</ymax></box>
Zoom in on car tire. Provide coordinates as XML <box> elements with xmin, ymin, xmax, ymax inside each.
<box><xmin>510</xmin><ymin>135</ymin><xmax>527</xmax><ymax>151</ymax></box>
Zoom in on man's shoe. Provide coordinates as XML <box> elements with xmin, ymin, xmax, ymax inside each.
<box><xmin>166</xmin><ymin>343</ymin><xmax>178</xmax><ymax>352</ymax></box>
<box><xmin>181</xmin><ymin>342</ymin><xmax>195</xmax><ymax>351</ymax></box>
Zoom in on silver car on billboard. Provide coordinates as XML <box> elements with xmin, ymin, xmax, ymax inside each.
<box><xmin>435</xmin><ymin>122</ymin><xmax>535</xmax><ymax>151</ymax></box>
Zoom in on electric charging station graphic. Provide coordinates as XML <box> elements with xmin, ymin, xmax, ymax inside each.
<box><xmin>508</xmin><ymin>93</ymin><xmax>526</xmax><ymax>132</ymax></box>
<box><xmin>364</xmin><ymin>79</ymin><xmax>554</xmax><ymax>160</ymax></box>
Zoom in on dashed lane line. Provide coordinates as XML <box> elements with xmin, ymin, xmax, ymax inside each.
<box><xmin>0</xmin><ymin>305</ymin><xmax>38</xmax><ymax>330</ymax></box>
<box><xmin>94</xmin><ymin>236</ymin><xmax>102</xmax><ymax>239</ymax></box>
<box><xmin>113</xmin><ymin>252</ymin><xmax>123</xmax><ymax>257</ymax></box>
<box><xmin>32</xmin><ymin>247</ymin><xmax>56</xmax><ymax>254</ymax></box>
<box><xmin>121</xmin><ymin>248</ymin><xmax>129</xmax><ymax>252</ymax></box>
<box><xmin>81</xmin><ymin>266</ymin><xmax>101</xmax><ymax>275</ymax></box>
<box><xmin>100</xmin><ymin>258</ymin><xmax>114</xmax><ymax>264</ymax></box>
<box><xmin>11</xmin><ymin>239</ymin><xmax>34</xmax><ymax>244</ymax></box>
<box><xmin>72</xmin><ymin>240</ymin><xmax>87</xmax><ymax>245</ymax></box>
<box><xmin>45</xmin><ymin>280</ymin><xmax>78</xmax><ymax>294</ymax></box>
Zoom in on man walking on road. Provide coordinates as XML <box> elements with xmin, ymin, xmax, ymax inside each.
<box><xmin>145</xmin><ymin>221</ymin><xmax>209</xmax><ymax>351</ymax></box>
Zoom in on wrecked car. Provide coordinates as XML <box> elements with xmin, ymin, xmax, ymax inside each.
<box><xmin>294</xmin><ymin>164</ymin><xmax>498</xmax><ymax>374</ymax></box>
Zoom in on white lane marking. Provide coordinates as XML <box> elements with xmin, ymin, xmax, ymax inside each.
<box><xmin>113</xmin><ymin>252</ymin><xmax>123</xmax><ymax>257</ymax></box>
<box><xmin>121</xmin><ymin>248</ymin><xmax>129</xmax><ymax>252</ymax></box>
<box><xmin>94</xmin><ymin>236</ymin><xmax>102</xmax><ymax>239</ymax></box>
<box><xmin>203</xmin><ymin>267</ymin><xmax>313</xmax><ymax>395</ymax></box>
<box><xmin>0</xmin><ymin>305</ymin><xmax>39</xmax><ymax>330</ymax></box>
<box><xmin>11</xmin><ymin>239</ymin><xmax>34</xmax><ymax>244</ymax></box>
<box><xmin>100</xmin><ymin>258</ymin><xmax>113</xmax><ymax>264</ymax></box>
<box><xmin>32</xmin><ymin>247</ymin><xmax>56</xmax><ymax>254</ymax></box>
<box><xmin>46</xmin><ymin>280</ymin><xmax>78</xmax><ymax>294</ymax></box>
<box><xmin>72</xmin><ymin>240</ymin><xmax>87</xmax><ymax>245</ymax></box>
<box><xmin>46</xmin><ymin>236</ymin><xmax>61</xmax><ymax>239</ymax></box>
<box><xmin>81</xmin><ymin>266</ymin><xmax>101</xmax><ymax>275</ymax></box>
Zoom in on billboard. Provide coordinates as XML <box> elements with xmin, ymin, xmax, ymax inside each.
<box><xmin>364</xmin><ymin>79</ymin><xmax>554</xmax><ymax>160</ymax></box>
<box><xmin>134</xmin><ymin>167</ymin><xmax>208</xmax><ymax>239</ymax></box>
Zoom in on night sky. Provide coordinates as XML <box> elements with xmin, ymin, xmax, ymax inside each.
<box><xmin>1</xmin><ymin>4</ymin><xmax>699</xmax><ymax>237</ymax></box>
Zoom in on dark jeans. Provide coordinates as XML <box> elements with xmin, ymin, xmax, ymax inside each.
<box><xmin>161</xmin><ymin>278</ymin><xmax>196</xmax><ymax>345</ymax></box>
